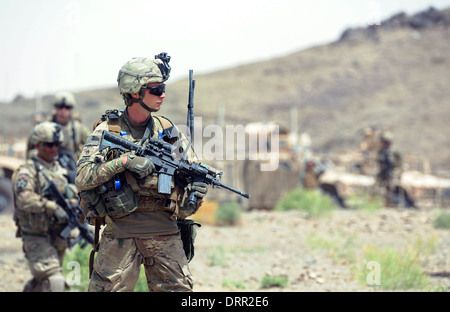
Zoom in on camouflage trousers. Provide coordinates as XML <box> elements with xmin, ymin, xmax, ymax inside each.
<box><xmin>88</xmin><ymin>232</ymin><xmax>193</xmax><ymax>292</ymax></box>
<box><xmin>22</xmin><ymin>235</ymin><xmax>67</xmax><ymax>292</ymax></box>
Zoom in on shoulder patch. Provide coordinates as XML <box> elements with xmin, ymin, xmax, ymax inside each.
<box><xmin>15</xmin><ymin>174</ymin><xmax>30</xmax><ymax>191</ymax></box>
<box><xmin>84</xmin><ymin>135</ymin><xmax>100</xmax><ymax>147</ymax></box>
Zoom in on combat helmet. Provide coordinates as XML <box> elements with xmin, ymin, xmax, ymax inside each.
<box><xmin>380</xmin><ymin>131</ymin><xmax>394</xmax><ymax>143</ymax></box>
<box><xmin>30</xmin><ymin>121</ymin><xmax>64</xmax><ymax>144</ymax></box>
<box><xmin>54</xmin><ymin>91</ymin><xmax>77</xmax><ymax>109</ymax></box>
<box><xmin>117</xmin><ymin>53</ymin><xmax>171</xmax><ymax>109</ymax></box>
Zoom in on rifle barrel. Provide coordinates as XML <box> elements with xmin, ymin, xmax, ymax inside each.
<box><xmin>217</xmin><ymin>182</ymin><xmax>251</xmax><ymax>198</ymax></box>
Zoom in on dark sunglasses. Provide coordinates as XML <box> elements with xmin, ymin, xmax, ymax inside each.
<box><xmin>55</xmin><ymin>103</ymin><xmax>73</xmax><ymax>109</ymax></box>
<box><xmin>43</xmin><ymin>142</ymin><xmax>60</xmax><ymax>148</ymax></box>
<box><xmin>145</xmin><ymin>84</ymin><xmax>166</xmax><ymax>96</ymax></box>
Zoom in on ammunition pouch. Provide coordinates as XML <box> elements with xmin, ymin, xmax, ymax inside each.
<box><xmin>79</xmin><ymin>188</ymin><xmax>107</xmax><ymax>218</ymax></box>
<box><xmin>177</xmin><ymin>219</ymin><xmax>201</xmax><ymax>262</ymax></box>
<box><xmin>28</xmin><ymin>212</ymin><xmax>49</xmax><ymax>234</ymax></box>
<box><xmin>80</xmin><ymin>174</ymin><xmax>137</xmax><ymax>219</ymax></box>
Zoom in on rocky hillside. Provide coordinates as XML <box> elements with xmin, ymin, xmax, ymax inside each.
<box><xmin>1</xmin><ymin>6</ymin><xmax>449</xmax><ymax>172</ymax></box>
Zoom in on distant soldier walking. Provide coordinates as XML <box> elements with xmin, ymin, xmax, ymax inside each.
<box><xmin>376</xmin><ymin>131</ymin><xmax>415</xmax><ymax>207</ymax></box>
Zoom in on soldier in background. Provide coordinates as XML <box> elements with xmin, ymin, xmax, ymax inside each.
<box><xmin>376</xmin><ymin>131</ymin><xmax>415</xmax><ymax>208</ymax></box>
<box><xmin>49</xmin><ymin>91</ymin><xmax>90</xmax><ymax>161</ymax></box>
<box><xmin>26</xmin><ymin>91</ymin><xmax>91</xmax><ymax>182</ymax></box>
<box><xmin>302</xmin><ymin>160</ymin><xmax>321</xmax><ymax>190</ymax></box>
<box><xmin>12</xmin><ymin>121</ymin><xmax>79</xmax><ymax>291</ymax></box>
<box><xmin>358</xmin><ymin>127</ymin><xmax>379</xmax><ymax>175</ymax></box>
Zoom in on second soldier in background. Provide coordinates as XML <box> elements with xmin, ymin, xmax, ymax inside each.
<box><xmin>12</xmin><ymin>122</ymin><xmax>80</xmax><ymax>291</ymax></box>
<box><xmin>26</xmin><ymin>91</ymin><xmax>91</xmax><ymax>182</ymax></box>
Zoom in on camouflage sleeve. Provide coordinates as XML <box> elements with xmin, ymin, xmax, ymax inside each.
<box><xmin>75</xmin><ymin>123</ymin><xmax>126</xmax><ymax>191</ymax></box>
<box><xmin>12</xmin><ymin>165</ymin><xmax>52</xmax><ymax>213</ymax></box>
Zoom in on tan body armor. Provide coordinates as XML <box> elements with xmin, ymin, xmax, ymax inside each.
<box><xmin>80</xmin><ymin>110</ymin><xmax>195</xmax><ymax>221</ymax></box>
<box><xmin>13</xmin><ymin>158</ymin><xmax>71</xmax><ymax>236</ymax></box>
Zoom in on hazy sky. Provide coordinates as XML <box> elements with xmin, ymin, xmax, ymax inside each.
<box><xmin>1</xmin><ymin>0</ymin><xmax>449</xmax><ymax>101</ymax></box>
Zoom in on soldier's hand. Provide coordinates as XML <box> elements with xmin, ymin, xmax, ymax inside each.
<box><xmin>53</xmin><ymin>205</ymin><xmax>69</xmax><ymax>224</ymax></box>
<box><xmin>190</xmin><ymin>181</ymin><xmax>208</xmax><ymax>199</ymax></box>
<box><xmin>44</xmin><ymin>200</ymin><xmax>58</xmax><ymax>216</ymax></box>
<box><xmin>122</xmin><ymin>153</ymin><xmax>154</xmax><ymax>179</ymax></box>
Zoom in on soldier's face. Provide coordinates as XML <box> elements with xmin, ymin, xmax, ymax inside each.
<box><xmin>37</xmin><ymin>142</ymin><xmax>59</xmax><ymax>162</ymax></box>
<box><xmin>140</xmin><ymin>82</ymin><xmax>166</xmax><ymax>112</ymax></box>
<box><xmin>55</xmin><ymin>105</ymin><xmax>72</xmax><ymax>125</ymax></box>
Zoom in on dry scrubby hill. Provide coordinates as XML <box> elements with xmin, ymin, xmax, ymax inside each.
<box><xmin>1</xmin><ymin>6</ymin><xmax>449</xmax><ymax>172</ymax></box>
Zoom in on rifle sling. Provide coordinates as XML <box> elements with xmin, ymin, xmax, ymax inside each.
<box><xmin>140</xmin><ymin>116</ymin><xmax>154</xmax><ymax>146</ymax></box>
<box><xmin>89</xmin><ymin>217</ymin><xmax>104</xmax><ymax>279</ymax></box>
<box><xmin>31</xmin><ymin>157</ymin><xmax>44</xmax><ymax>195</ymax></box>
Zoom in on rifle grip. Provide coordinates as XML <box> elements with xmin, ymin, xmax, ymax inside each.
<box><xmin>187</xmin><ymin>192</ymin><xmax>197</xmax><ymax>209</ymax></box>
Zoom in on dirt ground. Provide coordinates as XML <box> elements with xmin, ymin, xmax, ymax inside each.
<box><xmin>0</xmin><ymin>207</ymin><xmax>448</xmax><ymax>292</ymax></box>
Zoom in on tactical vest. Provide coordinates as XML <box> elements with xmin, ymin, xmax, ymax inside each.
<box><xmin>80</xmin><ymin>110</ymin><xmax>185</xmax><ymax>220</ymax></box>
<box><xmin>13</xmin><ymin>158</ymin><xmax>70</xmax><ymax>236</ymax></box>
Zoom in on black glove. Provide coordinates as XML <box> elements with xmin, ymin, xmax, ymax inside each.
<box><xmin>190</xmin><ymin>181</ymin><xmax>208</xmax><ymax>199</ymax></box>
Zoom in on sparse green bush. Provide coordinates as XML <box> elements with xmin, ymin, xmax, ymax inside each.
<box><xmin>306</xmin><ymin>232</ymin><xmax>359</xmax><ymax>264</ymax></box>
<box><xmin>346</xmin><ymin>190</ymin><xmax>384</xmax><ymax>211</ymax></box>
<box><xmin>214</xmin><ymin>201</ymin><xmax>242</xmax><ymax>225</ymax></box>
<box><xmin>425</xmin><ymin>285</ymin><xmax>448</xmax><ymax>292</ymax></box>
<box><xmin>222</xmin><ymin>279</ymin><xmax>247</xmax><ymax>289</ymax></box>
<box><xmin>433</xmin><ymin>210</ymin><xmax>450</xmax><ymax>229</ymax></box>
<box><xmin>207</xmin><ymin>245</ymin><xmax>227</xmax><ymax>266</ymax></box>
<box><xmin>275</xmin><ymin>188</ymin><xmax>337</xmax><ymax>218</ymax></box>
<box><xmin>356</xmin><ymin>244</ymin><xmax>430</xmax><ymax>290</ymax></box>
<box><xmin>407</xmin><ymin>235</ymin><xmax>438</xmax><ymax>258</ymax></box>
<box><xmin>260</xmin><ymin>274</ymin><xmax>288</xmax><ymax>289</ymax></box>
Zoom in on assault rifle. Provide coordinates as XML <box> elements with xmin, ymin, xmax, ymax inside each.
<box><xmin>99</xmin><ymin>131</ymin><xmax>250</xmax><ymax>209</ymax></box>
<box><xmin>42</xmin><ymin>181</ymin><xmax>94</xmax><ymax>248</ymax></box>
<box><xmin>58</xmin><ymin>148</ymin><xmax>77</xmax><ymax>184</ymax></box>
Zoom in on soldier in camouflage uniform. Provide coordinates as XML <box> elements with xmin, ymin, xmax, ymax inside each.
<box><xmin>358</xmin><ymin>127</ymin><xmax>379</xmax><ymax>175</ymax></box>
<box><xmin>26</xmin><ymin>91</ymin><xmax>91</xmax><ymax>170</ymax></box>
<box><xmin>376</xmin><ymin>131</ymin><xmax>403</xmax><ymax>206</ymax></box>
<box><xmin>302</xmin><ymin>160</ymin><xmax>321</xmax><ymax>190</ymax></box>
<box><xmin>76</xmin><ymin>53</ymin><xmax>208</xmax><ymax>292</ymax></box>
<box><xmin>12</xmin><ymin>121</ymin><xmax>79</xmax><ymax>291</ymax></box>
